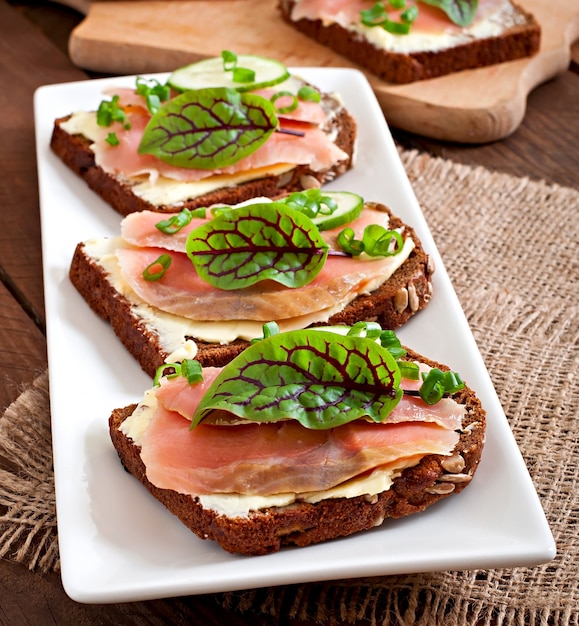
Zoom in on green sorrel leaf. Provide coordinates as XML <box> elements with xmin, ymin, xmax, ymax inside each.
<box><xmin>192</xmin><ymin>329</ymin><xmax>403</xmax><ymax>429</ymax></box>
<box><xmin>138</xmin><ymin>87</ymin><xmax>278</xmax><ymax>169</ymax></box>
<box><xmin>185</xmin><ymin>202</ymin><xmax>329</xmax><ymax>290</ymax></box>
<box><xmin>419</xmin><ymin>0</ymin><xmax>478</xmax><ymax>26</ymax></box>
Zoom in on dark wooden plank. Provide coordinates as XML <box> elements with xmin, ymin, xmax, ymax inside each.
<box><xmin>0</xmin><ymin>559</ymin><xmax>320</xmax><ymax>626</ymax></box>
<box><xmin>0</xmin><ymin>0</ymin><xmax>87</xmax><ymax>326</ymax></box>
<box><xmin>0</xmin><ymin>281</ymin><xmax>46</xmax><ymax>411</ymax></box>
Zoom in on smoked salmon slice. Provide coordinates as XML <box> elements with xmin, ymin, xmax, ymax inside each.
<box><xmin>138</xmin><ymin>370</ymin><xmax>463</xmax><ymax>497</ymax></box>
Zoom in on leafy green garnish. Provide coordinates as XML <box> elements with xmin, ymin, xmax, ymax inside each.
<box><xmin>420</xmin><ymin>0</ymin><xmax>478</xmax><ymax>27</ymax></box>
<box><xmin>138</xmin><ymin>87</ymin><xmax>278</xmax><ymax>169</ymax></box>
<box><xmin>192</xmin><ymin>329</ymin><xmax>403</xmax><ymax>429</ymax></box>
<box><xmin>185</xmin><ymin>202</ymin><xmax>329</xmax><ymax>290</ymax></box>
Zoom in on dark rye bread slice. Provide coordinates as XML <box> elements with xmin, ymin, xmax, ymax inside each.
<box><xmin>69</xmin><ymin>202</ymin><xmax>434</xmax><ymax>378</ymax></box>
<box><xmin>50</xmin><ymin>100</ymin><xmax>357</xmax><ymax>216</ymax></box>
<box><xmin>109</xmin><ymin>348</ymin><xmax>485</xmax><ymax>556</ymax></box>
<box><xmin>278</xmin><ymin>0</ymin><xmax>540</xmax><ymax>84</ymax></box>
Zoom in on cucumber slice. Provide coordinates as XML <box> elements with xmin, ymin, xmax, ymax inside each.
<box><xmin>168</xmin><ymin>55</ymin><xmax>291</xmax><ymax>93</ymax></box>
<box><xmin>311</xmin><ymin>192</ymin><xmax>364</xmax><ymax>231</ymax></box>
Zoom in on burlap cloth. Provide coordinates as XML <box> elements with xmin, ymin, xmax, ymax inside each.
<box><xmin>1</xmin><ymin>149</ymin><xmax>577</xmax><ymax>625</ymax></box>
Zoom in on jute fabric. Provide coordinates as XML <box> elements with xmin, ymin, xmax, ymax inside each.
<box><xmin>1</xmin><ymin>149</ymin><xmax>577</xmax><ymax>625</ymax></box>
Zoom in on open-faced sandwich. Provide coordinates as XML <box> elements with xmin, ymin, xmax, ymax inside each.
<box><xmin>279</xmin><ymin>0</ymin><xmax>540</xmax><ymax>83</ymax></box>
<box><xmin>50</xmin><ymin>51</ymin><xmax>356</xmax><ymax>215</ymax></box>
<box><xmin>69</xmin><ymin>190</ymin><xmax>435</xmax><ymax>377</ymax></box>
<box><xmin>109</xmin><ymin>322</ymin><xmax>485</xmax><ymax>555</ymax></box>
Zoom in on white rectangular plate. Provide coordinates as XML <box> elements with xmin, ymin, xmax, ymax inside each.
<box><xmin>34</xmin><ymin>68</ymin><xmax>555</xmax><ymax>604</ymax></box>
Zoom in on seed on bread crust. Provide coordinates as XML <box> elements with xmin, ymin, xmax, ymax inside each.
<box><xmin>425</xmin><ymin>483</ymin><xmax>456</xmax><ymax>495</ymax></box>
<box><xmin>440</xmin><ymin>454</ymin><xmax>466</xmax><ymax>473</ymax></box>
<box><xmin>394</xmin><ymin>287</ymin><xmax>409</xmax><ymax>313</ymax></box>
<box><xmin>408</xmin><ymin>282</ymin><xmax>419</xmax><ymax>312</ymax></box>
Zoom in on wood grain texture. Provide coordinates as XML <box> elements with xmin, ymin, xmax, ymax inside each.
<box><xmin>67</xmin><ymin>0</ymin><xmax>579</xmax><ymax>142</ymax></box>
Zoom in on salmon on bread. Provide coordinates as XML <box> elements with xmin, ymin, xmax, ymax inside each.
<box><xmin>109</xmin><ymin>324</ymin><xmax>486</xmax><ymax>555</ymax></box>
<box><xmin>69</xmin><ymin>191</ymin><xmax>435</xmax><ymax>377</ymax></box>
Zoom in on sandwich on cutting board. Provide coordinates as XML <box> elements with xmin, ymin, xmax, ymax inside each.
<box><xmin>110</xmin><ymin>322</ymin><xmax>486</xmax><ymax>555</ymax></box>
<box><xmin>70</xmin><ymin>190</ymin><xmax>435</xmax><ymax>376</ymax></box>
<box><xmin>50</xmin><ymin>51</ymin><xmax>357</xmax><ymax>215</ymax></box>
<box><xmin>279</xmin><ymin>0</ymin><xmax>540</xmax><ymax>83</ymax></box>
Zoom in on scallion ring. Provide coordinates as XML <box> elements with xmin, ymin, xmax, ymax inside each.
<box><xmin>232</xmin><ymin>67</ymin><xmax>256</xmax><ymax>83</ymax></box>
<box><xmin>180</xmin><ymin>359</ymin><xmax>203</xmax><ymax>385</ymax></box>
<box><xmin>401</xmin><ymin>5</ymin><xmax>418</xmax><ymax>22</ymax></box>
<box><xmin>383</xmin><ymin>19</ymin><xmax>411</xmax><ymax>34</ymax></box>
<box><xmin>270</xmin><ymin>90</ymin><xmax>299</xmax><ymax>114</ymax></box>
<box><xmin>221</xmin><ymin>50</ymin><xmax>238</xmax><ymax>71</ymax></box>
<box><xmin>156</xmin><ymin>209</ymin><xmax>194</xmax><ymax>235</ymax></box>
<box><xmin>399</xmin><ymin>361</ymin><xmax>420</xmax><ymax>380</ymax></box>
<box><xmin>142</xmin><ymin>254</ymin><xmax>172</xmax><ymax>281</ymax></box>
<box><xmin>337</xmin><ymin>227</ymin><xmax>365</xmax><ymax>256</ymax></box>
<box><xmin>297</xmin><ymin>85</ymin><xmax>321</xmax><ymax>103</ymax></box>
<box><xmin>360</xmin><ymin>2</ymin><xmax>387</xmax><ymax>26</ymax></box>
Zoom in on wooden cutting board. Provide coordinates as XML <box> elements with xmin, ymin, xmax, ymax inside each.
<box><xmin>67</xmin><ymin>0</ymin><xmax>579</xmax><ymax>143</ymax></box>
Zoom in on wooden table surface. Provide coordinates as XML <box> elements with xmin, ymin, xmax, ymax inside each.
<box><xmin>0</xmin><ymin>1</ymin><xmax>577</xmax><ymax>623</ymax></box>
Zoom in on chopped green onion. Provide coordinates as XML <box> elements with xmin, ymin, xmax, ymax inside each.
<box><xmin>153</xmin><ymin>363</ymin><xmax>178</xmax><ymax>386</ymax></box>
<box><xmin>220</xmin><ymin>50</ymin><xmax>255</xmax><ymax>83</ymax></box>
<box><xmin>337</xmin><ymin>227</ymin><xmax>365</xmax><ymax>256</ymax></box>
<box><xmin>419</xmin><ymin>368</ymin><xmax>465</xmax><ymax>405</ymax></box>
<box><xmin>379</xmin><ymin>330</ymin><xmax>408</xmax><ymax>359</ymax></box>
<box><xmin>261</xmin><ymin>321</ymin><xmax>281</xmax><ymax>339</ymax></box>
<box><xmin>383</xmin><ymin>19</ymin><xmax>411</xmax><ymax>34</ymax></box>
<box><xmin>401</xmin><ymin>5</ymin><xmax>418</xmax><ymax>22</ymax></box>
<box><xmin>232</xmin><ymin>67</ymin><xmax>256</xmax><ymax>83</ymax></box>
<box><xmin>270</xmin><ymin>90</ymin><xmax>299</xmax><ymax>114</ymax></box>
<box><xmin>360</xmin><ymin>2</ymin><xmax>388</xmax><ymax>26</ymax></box>
<box><xmin>297</xmin><ymin>85</ymin><xmax>321</xmax><ymax>103</ymax></box>
<box><xmin>281</xmin><ymin>189</ymin><xmax>338</xmax><ymax>219</ymax></box>
<box><xmin>155</xmin><ymin>209</ymin><xmax>194</xmax><ymax>234</ymax></box>
<box><xmin>153</xmin><ymin>359</ymin><xmax>203</xmax><ymax>386</ymax></box>
<box><xmin>221</xmin><ymin>50</ymin><xmax>238</xmax><ymax>71</ymax></box>
<box><xmin>105</xmin><ymin>132</ymin><xmax>120</xmax><ymax>146</ymax></box>
<box><xmin>389</xmin><ymin>0</ymin><xmax>406</xmax><ymax>8</ymax></box>
<box><xmin>399</xmin><ymin>361</ymin><xmax>420</xmax><ymax>380</ymax></box>
<box><xmin>347</xmin><ymin>321</ymin><xmax>383</xmax><ymax>339</ymax></box>
<box><xmin>251</xmin><ymin>321</ymin><xmax>281</xmax><ymax>343</ymax></box>
<box><xmin>96</xmin><ymin>94</ymin><xmax>131</xmax><ymax>129</ymax></box>
<box><xmin>142</xmin><ymin>254</ymin><xmax>172</xmax><ymax>281</ymax></box>
<box><xmin>363</xmin><ymin>225</ymin><xmax>404</xmax><ymax>256</ymax></box>
<box><xmin>135</xmin><ymin>76</ymin><xmax>170</xmax><ymax>114</ymax></box>
<box><xmin>337</xmin><ymin>225</ymin><xmax>404</xmax><ymax>257</ymax></box>
<box><xmin>180</xmin><ymin>359</ymin><xmax>204</xmax><ymax>385</ymax></box>
<box><xmin>155</xmin><ymin>207</ymin><xmax>207</xmax><ymax>234</ymax></box>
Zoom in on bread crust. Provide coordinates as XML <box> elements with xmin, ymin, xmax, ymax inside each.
<box><xmin>69</xmin><ymin>202</ymin><xmax>434</xmax><ymax>378</ymax></box>
<box><xmin>109</xmin><ymin>348</ymin><xmax>485</xmax><ymax>555</ymax></box>
<box><xmin>278</xmin><ymin>0</ymin><xmax>540</xmax><ymax>84</ymax></box>
<box><xmin>50</xmin><ymin>97</ymin><xmax>357</xmax><ymax>216</ymax></box>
